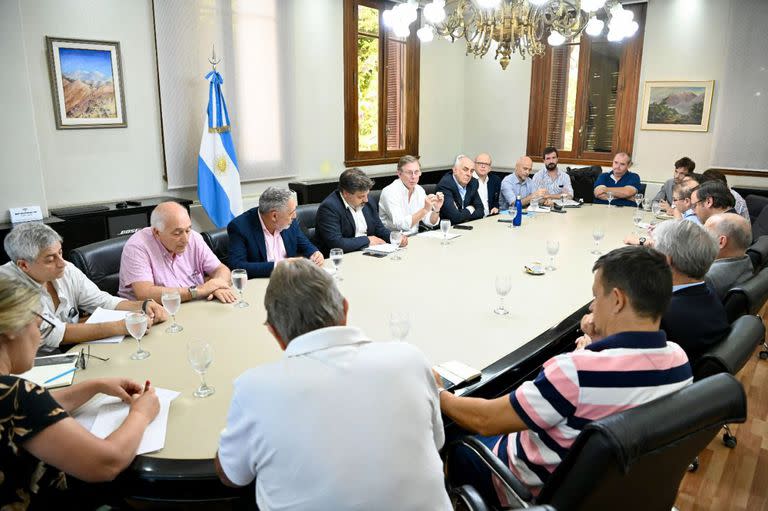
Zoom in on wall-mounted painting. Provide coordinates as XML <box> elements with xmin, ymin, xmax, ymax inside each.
<box><xmin>641</xmin><ymin>80</ymin><xmax>714</xmax><ymax>132</ymax></box>
<box><xmin>46</xmin><ymin>37</ymin><xmax>127</xmax><ymax>129</ymax></box>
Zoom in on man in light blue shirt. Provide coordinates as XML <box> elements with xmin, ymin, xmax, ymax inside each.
<box><xmin>500</xmin><ymin>156</ymin><xmax>537</xmax><ymax>210</ymax></box>
<box><xmin>671</xmin><ymin>183</ymin><xmax>702</xmax><ymax>225</ymax></box>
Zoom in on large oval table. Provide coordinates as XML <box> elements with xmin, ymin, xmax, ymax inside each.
<box><xmin>72</xmin><ymin>204</ymin><xmax>641</xmax><ymax>501</ymax></box>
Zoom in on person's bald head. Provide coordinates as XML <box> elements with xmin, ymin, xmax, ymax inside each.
<box><xmin>452</xmin><ymin>154</ymin><xmax>474</xmax><ymax>187</ymax></box>
<box><xmin>474</xmin><ymin>153</ymin><xmax>492</xmax><ymax>178</ymax></box>
<box><xmin>515</xmin><ymin>156</ymin><xmax>533</xmax><ymax>180</ymax></box>
<box><xmin>704</xmin><ymin>212</ymin><xmax>752</xmax><ymax>258</ymax></box>
<box><xmin>150</xmin><ymin>202</ymin><xmax>193</xmax><ymax>255</ymax></box>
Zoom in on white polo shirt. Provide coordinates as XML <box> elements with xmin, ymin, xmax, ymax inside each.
<box><xmin>217</xmin><ymin>326</ymin><xmax>451</xmax><ymax>511</ymax></box>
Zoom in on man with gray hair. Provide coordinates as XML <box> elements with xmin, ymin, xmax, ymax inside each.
<box><xmin>437</xmin><ymin>154</ymin><xmax>485</xmax><ymax>224</ymax></box>
<box><xmin>0</xmin><ymin>222</ymin><xmax>167</xmax><ymax>352</ymax></box>
<box><xmin>653</xmin><ymin>219</ymin><xmax>729</xmax><ymax>363</ymax></box>
<box><xmin>704</xmin><ymin>212</ymin><xmax>754</xmax><ymax>299</ymax></box>
<box><xmin>215</xmin><ymin>258</ymin><xmax>450</xmax><ymax>510</ymax></box>
<box><xmin>227</xmin><ymin>187</ymin><xmax>323</xmax><ymax>278</ymax></box>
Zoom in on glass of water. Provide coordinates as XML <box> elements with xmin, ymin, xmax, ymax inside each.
<box><xmin>389</xmin><ymin>311</ymin><xmax>411</xmax><ymax>342</ymax></box>
<box><xmin>592</xmin><ymin>226</ymin><xmax>605</xmax><ymax>255</ymax></box>
<box><xmin>187</xmin><ymin>339</ymin><xmax>215</xmax><ymax>398</ymax></box>
<box><xmin>161</xmin><ymin>291</ymin><xmax>183</xmax><ymax>333</ymax></box>
<box><xmin>607</xmin><ymin>191</ymin><xmax>614</xmax><ymax>208</ymax></box>
<box><xmin>390</xmin><ymin>231</ymin><xmax>403</xmax><ymax>261</ymax></box>
<box><xmin>632</xmin><ymin>209</ymin><xmax>644</xmax><ymax>234</ymax></box>
<box><xmin>125</xmin><ymin>312</ymin><xmax>150</xmax><ymax>360</ymax></box>
<box><xmin>330</xmin><ymin>248</ymin><xmax>344</xmax><ymax>281</ymax></box>
<box><xmin>634</xmin><ymin>193</ymin><xmax>644</xmax><ymax>208</ymax></box>
<box><xmin>440</xmin><ymin>220</ymin><xmax>451</xmax><ymax>244</ymax></box>
<box><xmin>651</xmin><ymin>200</ymin><xmax>662</xmax><ymax>217</ymax></box>
<box><xmin>545</xmin><ymin>240</ymin><xmax>560</xmax><ymax>271</ymax></box>
<box><xmin>560</xmin><ymin>192</ymin><xmax>568</xmax><ymax>206</ymax></box>
<box><xmin>642</xmin><ymin>197</ymin><xmax>652</xmax><ymax>212</ymax></box>
<box><xmin>231</xmin><ymin>269</ymin><xmax>249</xmax><ymax>308</ymax></box>
<box><xmin>494</xmin><ymin>275</ymin><xmax>512</xmax><ymax>315</ymax></box>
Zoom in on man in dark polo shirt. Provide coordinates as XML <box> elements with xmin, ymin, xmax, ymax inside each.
<box><xmin>593</xmin><ymin>152</ymin><xmax>641</xmax><ymax>207</ymax></box>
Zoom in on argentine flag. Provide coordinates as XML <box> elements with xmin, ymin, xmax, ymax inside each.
<box><xmin>198</xmin><ymin>70</ymin><xmax>243</xmax><ymax>228</ymax></box>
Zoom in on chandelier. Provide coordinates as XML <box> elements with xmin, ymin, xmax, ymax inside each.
<box><xmin>384</xmin><ymin>0</ymin><xmax>640</xmax><ymax>70</ymax></box>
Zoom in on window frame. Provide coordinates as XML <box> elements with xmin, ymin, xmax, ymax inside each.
<box><xmin>526</xmin><ymin>4</ymin><xmax>646</xmax><ymax>166</ymax></box>
<box><xmin>343</xmin><ymin>0</ymin><xmax>420</xmax><ymax>167</ymax></box>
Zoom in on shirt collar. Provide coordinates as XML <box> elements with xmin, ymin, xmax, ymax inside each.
<box><xmin>452</xmin><ymin>175</ymin><xmax>467</xmax><ymax>192</ymax></box>
<box><xmin>473</xmin><ymin>172</ymin><xmax>488</xmax><ymax>184</ymax></box>
<box><xmin>672</xmin><ymin>281</ymin><xmax>704</xmax><ymax>292</ymax></box>
<box><xmin>285</xmin><ymin>326</ymin><xmax>371</xmax><ymax>357</ymax></box>
<box><xmin>4</xmin><ymin>262</ymin><xmax>43</xmax><ymax>291</ymax></box>
<box><xmin>339</xmin><ymin>191</ymin><xmax>362</xmax><ymax>213</ymax></box>
<box><xmin>257</xmin><ymin>211</ymin><xmax>276</xmax><ymax>236</ymax></box>
<box><xmin>587</xmin><ymin>330</ymin><xmax>668</xmax><ymax>352</ymax></box>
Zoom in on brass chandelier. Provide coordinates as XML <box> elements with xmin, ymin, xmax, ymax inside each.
<box><xmin>384</xmin><ymin>0</ymin><xmax>639</xmax><ymax>70</ymax></box>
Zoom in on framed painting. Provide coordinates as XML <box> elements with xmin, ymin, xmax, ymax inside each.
<box><xmin>640</xmin><ymin>80</ymin><xmax>714</xmax><ymax>132</ymax></box>
<box><xmin>46</xmin><ymin>37</ymin><xmax>127</xmax><ymax>129</ymax></box>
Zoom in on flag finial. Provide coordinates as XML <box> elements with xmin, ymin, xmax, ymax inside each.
<box><xmin>209</xmin><ymin>45</ymin><xmax>221</xmax><ymax>70</ymax></box>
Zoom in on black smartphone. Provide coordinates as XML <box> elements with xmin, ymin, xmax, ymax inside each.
<box><xmin>498</xmin><ymin>218</ymin><xmax>514</xmax><ymax>223</ymax></box>
<box><xmin>453</xmin><ymin>224</ymin><xmax>473</xmax><ymax>230</ymax></box>
<box><xmin>363</xmin><ymin>251</ymin><xmax>388</xmax><ymax>258</ymax></box>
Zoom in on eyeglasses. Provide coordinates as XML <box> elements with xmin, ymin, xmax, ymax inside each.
<box><xmin>475</xmin><ymin>161</ymin><xmax>492</xmax><ymax>167</ymax></box>
<box><xmin>400</xmin><ymin>170</ymin><xmax>421</xmax><ymax>177</ymax></box>
<box><xmin>690</xmin><ymin>200</ymin><xmax>703</xmax><ymax>208</ymax></box>
<box><xmin>34</xmin><ymin>312</ymin><xmax>55</xmax><ymax>340</ymax></box>
<box><xmin>75</xmin><ymin>344</ymin><xmax>110</xmax><ymax>370</ymax></box>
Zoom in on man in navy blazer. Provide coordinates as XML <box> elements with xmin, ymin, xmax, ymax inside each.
<box><xmin>228</xmin><ymin>187</ymin><xmax>323</xmax><ymax>278</ymax></box>
<box><xmin>437</xmin><ymin>155</ymin><xmax>485</xmax><ymax>225</ymax></box>
<box><xmin>315</xmin><ymin>168</ymin><xmax>408</xmax><ymax>256</ymax></box>
<box><xmin>473</xmin><ymin>152</ymin><xmax>501</xmax><ymax>216</ymax></box>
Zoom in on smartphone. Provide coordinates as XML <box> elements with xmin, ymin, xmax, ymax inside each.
<box><xmin>362</xmin><ymin>251</ymin><xmax>388</xmax><ymax>258</ymax></box>
<box><xmin>498</xmin><ymin>218</ymin><xmax>514</xmax><ymax>223</ymax></box>
<box><xmin>453</xmin><ymin>224</ymin><xmax>474</xmax><ymax>230</ymax></box>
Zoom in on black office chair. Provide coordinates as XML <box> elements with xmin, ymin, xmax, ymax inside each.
<box><xmin>446</xmin><ymin>373</ymin><xmax>746</xmax><ymax>511</ymax></box>
<box><xmin>367</xmin><ymin>189</ymin><xmax>382</xmax><ymax>213</ymax></box>
<box><xmin>723</xmin><ymin>265</ymin><xmax>768</xmax><ymax>322</ymax></box>
<box><xmin>70</xmin><ymin>236</ymin><xmax>130</xmax><ymax>296</ymax></box>
<box><xmin>746</xmin><ymin>235</ymin><xmax>768</xmax><ymax>272</ymax></box>
<box><xmin>449</xmin><ymin>485</ymin><xmax>555</xmax><ymax>511</ymax></box>
<box><xmin>566</xmin><ymin>166</ymin><xmax>601</xmax><ymax>203</ymax></box>
<box><xmin>423</xmin><ymin>183</ymin><xmax>438</xmax><ymax>196</ymax></box>
<box><xmin>751</xmin><ymin>205</ymin><xmax>768</xmax><ymax>240</ymax></box>
<box><xmin>296</xmin><ymin>203</ymin><xmax>320</xmax><ymax>244</ymax></box>
<box><xmin>201</xmin><ymin>228</ymin><xmax>229</xmax><ymax>268</ymax></box>
<box><xmin>745</xmin><ymin>194</ymin><xmax>768</xmax><ymax>224</ymax></box>
<box><xmin>635</xmin><ymin>182</ymin><xmax>647</xmax><ymax>197</ymax></box>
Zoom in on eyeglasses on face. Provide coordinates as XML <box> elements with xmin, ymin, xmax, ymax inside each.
<box><xmin>400</xmin><ymin>170</ymin><xmax>421</xmax><ymax>177</ymax></box>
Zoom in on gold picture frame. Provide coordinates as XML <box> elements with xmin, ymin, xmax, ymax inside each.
<box><xmin>640</xmin><ymin>80</ymin><xmax>714</xmax><ymax>132</ymax></box>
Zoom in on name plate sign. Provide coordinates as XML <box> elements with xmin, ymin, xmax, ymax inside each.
<box><xmin>9</xmin><ymin>206</ymin><xmax>43</xmax><ymax>223</ymax></box>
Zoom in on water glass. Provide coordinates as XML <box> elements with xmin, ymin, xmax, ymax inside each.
<box><xmin>508</xmin><ymin>206</ymin><xmax>517</xmax><ymax>228</ymax></box>
<box><xmin>634</xmin><ymin>193</ymin><xmax>644</xmax><ymax>208</ymax></box>
<box><xmin>632</xmin><ymin>209</ymin><xmax>644</xmax><ymax>234</ymax></box>
<box><xmin>440</xmin><ymin>220</ymin><xmax>451</xmax><ymax>244</ymax></box>
<box><xmin>187</xmin><ymin>340</ymin><xmax>215</xmax><ymax>398</ymax></box>
<box><xmin>161</xmin><ymin>291</ymin><xmax>183</xmax><ymax>333</ymax></box>
<box><xmin>642</xmin><ymin>197</ymin><xmax>652</xmax><ymax>212</ymax></box>
<box><xmin>125</xmin><ymin>312</ymin><xmax>150</xmax><ymax>360</ymax></box>
<box><xmin>389</xmin><ymin>311</ymin><xmax>411</xmax><ymax>342</ymax></box>
<box><xmin>390</xmin><ymin>231</ymin><xmax>403</xmax><ymax>260</ymax></box>
<box><xmin>231</xmin><ymin>269</ymin><xmax>249</xmax><ymax>308</ymax></box>
<box><xmin>560</xmin><ymin>192</ymin><xmax>568</xmax><ymax>206</ymax></box>
<box><xmin>607</xmin><ymin>191</ymin><xmax>614</xmax><ymax>208</ymax></box>
<box><xmin>330</xmin><ymin>248</ymin><xmax>344</xmax><ymax>281</ymax></box>
<box><xmin>651</xmin><ymin>200</ymin><xmax>662</xmax><ymax>216</ymax></box>
<box><xmin>592</xmin><ymin>226</ymin><xmax>605</xmax><ymax>255</ymax></box>
<box><xmin>494</xmin><ymin>275</ymin><xmax>512</xmax><ymax>315</ymax></box>
<box><xmin>545</xmin><ymin>240</ymin><xmax>560</xmax><ymax>271</ymax></box>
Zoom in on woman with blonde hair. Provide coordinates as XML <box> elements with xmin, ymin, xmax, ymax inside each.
<box><xmin>0</xmin><ymin>275</ymin><xmax>159</xmax><ymax>509</ymax></box>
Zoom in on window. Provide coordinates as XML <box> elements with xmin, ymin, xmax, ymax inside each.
<box><xmin>527</xmin><ymin>4</ymin><xmax>646</xmax><ymax>166</ymax></box>
<box><xmin>343</xmin><ymin>0</ymin><xmax>420</xmax><ymax>166</ymax></box>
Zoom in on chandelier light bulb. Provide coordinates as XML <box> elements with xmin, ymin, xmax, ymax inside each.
<box><xmin>382</xmin><ymin>9</ymin><xmax>394</xmax><ymax>28</ymax></box>
<box><xmin>547</xmin><ymin>30</ymin><xmax>566</xmax><ymax>46</ymax></box>
<box><xmin>477</xmin><ymin>0</ymin><xmax>501</xmax><ymax>8</ymax></box>
<box><xmin>530</xmin><ymin>0</ymin><xmax>549</xmax><ymax>5</ymax></box>
<box><xmin>585</xmin><ymin>17</ymin><xmax>604</xmax><ymax>36</ymax></box>
<box><xmin>581</xmin><ymin>0</ymin><xmax>606</xmax><ymax>11</ymax></box>
<box><xmin>606</xmin><ymin>29</ymin><xmax>622</xmax><ymax>42</ymax></box>
<box><xmin>626</xmin><ymin>20</ymin><xmax>639</xmax><ymax>36</ymax></box>
<box><xmin>417</xmin><ymin>26</ymin><xmax>435</xmax><ymax>42</ymax></box>
<box><xmin>402</xmin><ymin>3</ymin><xmax>418</xmax><ymax>24</ymax></box>
<box><xmin>393</xmin><ymin>23</ymin><xmax>412</xmax><ymax>38</ymax></box>
<box><xmin>424</xmin><ymin>1</ymin><xmax>447</xmax><ymax>24</ymax></box>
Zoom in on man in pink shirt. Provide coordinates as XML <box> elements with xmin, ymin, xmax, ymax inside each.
<box><xmin>119</xmin><ymin>202</ymin><xmax>236</xmax><ymax>303</ymax></box>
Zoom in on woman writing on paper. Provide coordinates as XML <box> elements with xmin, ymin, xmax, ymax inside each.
<box><xmin>0</xmin><ymin>276</ymin><xmax>159</xmax><ymax>509</ymax></box>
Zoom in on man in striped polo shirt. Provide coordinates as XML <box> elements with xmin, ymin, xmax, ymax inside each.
<box><xmin>438</xmin><ymin>246</ymin><xmax>693</xmax><ymax>505</ymax></box>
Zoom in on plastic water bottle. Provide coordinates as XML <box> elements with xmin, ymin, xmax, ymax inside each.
<box><xmin>513</xmin><ymin>195</ymin><xmax>523</xmax><ymax>227</ymax></box>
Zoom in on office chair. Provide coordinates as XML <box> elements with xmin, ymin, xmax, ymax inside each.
<box><xmin>449</xmin><ymin>485</ymin><xmax>555</xmax><ymax>511</ymax></box>
<box><xmin>746</xmin><ymin>235</ymin><xmax>768</xmax><ymax>272</ymax></box>
<box><xmin>423</xmin><ymin>183</ymin><xmax>438</xmax><ymax>196</ymax></box>
<box><xmin>296</xmin><ymin>203</ymin><xmax>320</xmax><ymax>245</ymax></box>
<box><xmin>565</xmin><ymin>166</ymin><xmax>601</xmax><ymax>203</ymax></box>
<box><xmin>70</xmin><ymin>236</ymin><xmax>130</xmax><ymax>295</ymax></box>
<box><xmin>367</xmin><ymin>189</ymin><xmax>382</xmax><ymax>213</ymax></box>
<box><xmin>201</xmin><ymin>228</ymin><xmax>229</xmax><ymax>268</ymax></box>
<box><xmin>751</xmin><ymin>204</ymin><xmax>768</xmax><ymax>240</ymax></box>
<box><xmin>722</xmin><ymin>267</ymin><xmax>768</xmax><ymax>359</ymax></box>
<box><xmin>445</xmin><ymin>373</ymin><xmax>746</xmax><ymax>511</ymax></box>
<box><xmin>745</xmin><ymin>194</ymin><xmax>768</xmax><ymax>225</ymax></box>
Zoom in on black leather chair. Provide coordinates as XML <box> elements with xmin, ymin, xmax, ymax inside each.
<box><xmin>752</xmin><ymin>204</ymin><xmax>768</xmax><ymax>240</ymax></box>
<box><xmin>70</xmin><ymin>236</ymin><xmax>130</xmax><ymax>296</ymax></box>
<box><xmin>422</xmin><ymin>183</ymin><xmax>437</xmax><ymax>196</ymax></box>
<box><xmin>745</xmin><ymin>194</ymin><xmax>768</xmax><ymax>224</ymax></box>
<box><xmin>635</xmin><ymin>182</ymin><xmax>647</xmax><ymax>197</ymax></box>
<box><xmin>723</xmin><ymin>266</ymin><xmax>768</xmax><ymax>323</ymax></box>
<box><xmin>746</xmin><ymin>235</ymin><xmax>768</xmax><ymax>272</ymax></box>
<box><xmin>566</xmin><ymin>166</ymin><xmax>601</xmax><ymax>203</ymax></box>
<box><xmin>367</xmin><ymin>189</ymin><xmax>382</xmax><ymax>213</ymax></box>
<box><xmin>201</xmin><ymin>228</ymin><xmax>229</xmax><ymax>267</ymax></box>
<box><xmin>296</xmin><ymin>203</ymin><xmax>320</xmax><ymax>244</ymax></box>
<box><xmin>446</xmin><ymin>373</ymin><xmax>746</xmax><ymax>511</ymax></box>
<box><xmin>449</xmin><ymin>485</ymin><xmax>555</xmax><ymax>511</ymax></box>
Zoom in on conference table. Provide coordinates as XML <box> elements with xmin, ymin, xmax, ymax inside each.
<box><xmin>71</xmin><ymin>203</ymin><xmax>643</xmax><ymax>501</ymax></box>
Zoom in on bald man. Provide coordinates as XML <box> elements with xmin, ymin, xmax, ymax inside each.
<box><xmin>437</xmin><ymin>155</ymin><xmax>485</xmax><ymax>225</ymax></box>
<box><xmin>119</xmin><ymin>201</ymin><xmax>236</xmax><ymax>303</ymax></box>
<box><xmin>499</xmin><ymin>156</ymin><xmax>537</xmax><ymax>210</ymax></box>
<box><xmin>704</xmin><ymin>213</ymin><xmax>755</xmax><ymax>299</ymax></box>
<box><xmin>473</xmin><ymin>153</ymin><xmax>501</xmax><ymax>216</ymax></box>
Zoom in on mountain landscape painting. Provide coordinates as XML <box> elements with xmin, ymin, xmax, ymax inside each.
<box><xmin>641</xmin><ymin>81</ymin><xmax>714</xmax><ymax>132</ymax></box>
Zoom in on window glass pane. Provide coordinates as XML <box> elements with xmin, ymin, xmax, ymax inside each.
<box><xmin>581</xmin><ymin>41</ymin><xmax>622</xmax><ymax>153</ymax></box>
<box><xmin>358</xmin><ymin>5</ymin><xmax>379</xmax><ymax>35</ymax></box>
<box><xmin>386</xmin><ymin>38</ymin><xmax>406</xmax><ymax>151</ymax></box>
<box><xmin>546</xmin><ymin>44</ymin><xmax>580</xmax><ymax>152</ymax></box>
<box><xmin>358</xmin><ymin>35</ymin><xmax>379</xmax><ymax>151</ymax></box>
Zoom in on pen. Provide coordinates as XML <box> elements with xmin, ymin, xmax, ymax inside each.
<box><xmin>44</xmin><ymin>367</ymin><xmax>76</xmax><ymax>385</ymax></box>
<box><xmin>144</xmin><ymin>380</ymin><xmax>151</xmax><ymax>393</ymax></box>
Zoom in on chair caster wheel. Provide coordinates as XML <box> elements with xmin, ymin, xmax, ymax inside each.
<box><xmin>688</xmin><ymin>457</ymin><xmax>699</xmax><ymax>472</ymax></box>
<box><xmin>723</xmin><ymin>434</ymin><xmax>737</xmax><ymax>448</ymax></box>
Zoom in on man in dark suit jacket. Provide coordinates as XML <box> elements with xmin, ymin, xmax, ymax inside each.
<box><xmin>437</xmin><ymin>155</ymin><xmax>485</xmax><ymax>225</ymax></box>
<box><xmin>474</xmin><ymin>152</ymin><xmax>501</xmax><ymax>216</ymax></box>
<box><xmin>228</xmin><ymin>187</ymin><xmax>323</xmax><ymax>278</ymax></box>
<box><xmin>315</xmin><ymin>168</ymin><xmax>408</xmax><ymax>256</ymax></box>
<box><xmin>653</xmin><ymin>219</ymin><xmax>730</xmax><ymax>364</ymax></box>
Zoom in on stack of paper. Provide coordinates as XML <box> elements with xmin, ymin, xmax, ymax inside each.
<box><xmin>555</xmin><ymin>198</ymin><xmax>581</xmax><ymax>207</ymax></box>
<box><xmin>363</xmin><ymin>244</ymin><xmax>400</xmax><ymax>255</ymax></box>
<box><xmin>418</xmin><ymin>230</ymin><xmax>462</xmax><ymax>240</ymax></box>
<box><xmin>85</xmin><ymin>307</ymin><xmax>130</xmax><ymax>344</ymax></box>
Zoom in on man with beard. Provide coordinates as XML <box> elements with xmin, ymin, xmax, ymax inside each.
<box><xmin>227</xmin><ymin>187</ymin><xmax>324</xmax><ymax>278</ymax></box>
<box><xmin>531</xmin><ymin>147</ymin><xmax>573</xmax><ymax>204</ymax></box>
<box><xmin>656</xmin><ymin>156</ymin><xmax>695</xmax><ymax>209</ymax></box>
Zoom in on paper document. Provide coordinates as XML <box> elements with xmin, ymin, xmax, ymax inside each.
<box><xmin>433</xmin><ymin>360</ymin><xmax>482</xmax><ymax>388</ymax></box>
<box><xmin>14</xmin><ymin>353</ymin><xmax>79</xmax><ymax>388</ymax></box>
<box><xmin>527</xmin><ymin>205</ymin><xmax>551</xmax><ymax>213</ymax></box>
<box><xmin>363</xmin><ymin>243</ymin><xmax>400</xmax><ymax>255</ymax></box>
<box><xmin>85</xmin><ymin>307</ymin><xmax>130</xmax><ymax>344</ymax></box>
<box><xmin>555</xmin><ymin>199</ymin><xmax>580</xmax><ymax>207</ymax></box>
<box><xmin>73</xmin><ymin>387</ymin><xmax>180</xmax><ymax>455</ymax></box>
<box><xmin>418</xmin><ymin>231</ymin><xmax>462</xmax><ymax>240</ymax></box>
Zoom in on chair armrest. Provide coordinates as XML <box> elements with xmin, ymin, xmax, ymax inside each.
<box><xmin>450</xmin><ymin>485</ymin><xmax>491</xmax><ymax>511</ymax></box>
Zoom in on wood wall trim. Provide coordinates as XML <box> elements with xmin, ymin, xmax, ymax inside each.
<box><xmin>709</xmin><ymin>168</ymin><xmax>768</xmax><ymax>178</ymax></box>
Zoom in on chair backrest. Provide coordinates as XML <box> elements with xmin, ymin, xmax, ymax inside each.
<box><xmin>201</xmin><ymin>228</ymin><xmax>229</xmax><ymax>267</ymax></box>
<box><xmin>694</xmin><ymin>315</ymin><xmax>765</xmax><ymax>380</ymax></box>
<box><xmin>69</xmin><ymin>236</ymin><xmax>129</xmax><ymax>296</ymax></box>
<box><xmin>635</xmin><ymin>182</ymin><xmax>647</xmax><ymax>197</ymax></box>
<box><xmin>422</xmin><ymin>183</ymin><xmax>437</xmax><ymax>196</ymax></box>
<box><xmin>746</xmin><ymin>235</ymin><xmax>768</xmax><ymax>272</ymax></box>
<box><xmin>723</xmin><ymin>266</ymin><xmax>768</xmax><ymax>322</ymax></box>
<box><xmin>367</xmin><ymin>189</ymin><xmax>382</xmax><ymax>213</ymax></box>
<box><xmin>752</xmin><ymin>204</ymin><xmax>768</xmax><ymax>240</ymax></box>
<box><xmin>745</xmin><ymin>194</ymin><xmax>768</xmax><ymax>224</ymax></box>
<box><xmin>296</xmin><ymin>203</ymin><xmax>320</xmax><ymax>244</ymax></box>
<box><xmin>566</xmin><ymin>166</ymin><xmax>602</xmax><ymax>203</ymax></box>
<box><xmin>538</xmin><ymin>373</ymin><xmax>746</xmax><ymax>511</ymax></box>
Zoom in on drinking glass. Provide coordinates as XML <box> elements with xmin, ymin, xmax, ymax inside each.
<box><xmin>330</xmin><ymin>248</ymin><xmax>344</xmax><ymax>281</ymax></box>
<box><xmin>634</xmin><ymin>193</ymin><xmax>644</xmax><ymax>208</ymax></box>
<box><xmin>545</xmin><ymin>240</ymin><xmax>560</xmax><ymax>271</ymax></box>
<box><xmin>651</xmin><ymin>200</ymin><xmax>662</xmax><ymax>217</ymax></box>
<box><xmin>161</xmin><ymin>291</ymin><xmax>183</xmax><ymax>333</ymax></box>
<box><xmin>642</xmin><ymin>197</ymin><xmax>652</xmax><ymax>212</ymax></box>
<box><xmin>187</xmin><ymin>340</ymin><xmax>215</xmax><ymax>398</ymax></box>
<box><xmin>632</xmin><ymin>209</ymin><xmax>644</xmax><ymax>235</ymax></box>
<box><xmin>592</xmin><ymin>226</ymin><xmax>605</xmax><ymax>255</ymax></box>
<box><xmin>231</xmin><ymin>269</ymin><xmax>249</xmax><ymax>308</ymax></box>
<box><xmin>607</xmin><ymin>191</ymin><xmax>614</xmax><ymax>208</ymax></box>
<box><xmin>125</xmin><ymin>312</ymin><xmax>150</xmax><ymax>360</ymax></box>
<box><xmin>508</xmin><ymin>205</ymin><xmax>517</xmax><ymax>228</ymax></box>
<box><xmin>389</xmin><ymin>311</ymin><xmax>411</xmax><ymax>342</ymax></box>
<box><xmin>560</xmin><ymin>192</ymin><xmax>568</xmax><ymax>206</ymax></box>
<box><xmin>440</xmin><ymin>220</ymin><xmax>451</xmax><ymax>244</ymax></box>
<box><xmin>390</xmin><ymin>231</ymin><xmax>403</xmax><ymax>261</ymax></box>
<box><xmin>494</xmin><ymin>275</ymin><xmax>512</xmax><ymax>315</ymax></box>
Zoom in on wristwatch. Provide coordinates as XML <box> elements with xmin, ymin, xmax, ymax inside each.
<box><xmin>188</xmin><ymin>285</ymin><xmax>198</xmax><ymax>299</ymax></box>
<box><xmin>639</xmin><ymin>237</ymin><xmax>647</xmax><ymax>246</ymax></box>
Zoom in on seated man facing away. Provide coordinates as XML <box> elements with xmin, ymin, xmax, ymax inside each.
<box><xmin>227</xmin><ymin>187</ymin><xmax>323</xmax><ymax>278</ymax></box>
<box><xmin>473</xmin><ymin>152</ymin><xmax>501</xmax><ymax>216</ymax></box>
<box><xmin>701</xmin><ymin>169</ymin><xmax>750</xmax><ymax>221</ymax></box>
<box><xmin>379</xmin><ymin>155</ymin><xmax>444</xmax><ymax>235</ymax></box>
<box><xmin>655</xmin><ymin>156</ymin><xmax>695</xmax><ymax>210</ymax></box>
<box><xmin>499</xmin><ymin>156</ymin><xmax>537</xmax><ymax>210</ymax></box>
<box><xmin>215</xmin><ymin>258</ymin><xmax>450</xmax><ymax>511</ymax></box>
<box><xmin>690</xmin><ymin>180</ymin><xmax>737</xmax><ymax>224</ymax></box>
<box><xmin>704</xmin><ymin>212</ymin><xmax>754</xmax><ymax>299</ymax></box>
<box><xmin>438</xmin><ymin>246</ymin><xmax>692</xmax><ymax>505</ymax></box>
<box><xmin>119</xmin><ymin>201</ymin><xmax>236</xmax><ymax>303</ymax></box>
<box><xmin>1</xmin><ymin>223</ymin><xmax>167</xmax><ymax>353</ymax></box>
<box><xmin>531</xmin><ymin>146</ymin><xmax>574</xmax><ymax>204</ymax></box>
<box><xmin>593</xmin><ymin>152</ymin><xmax>641</xmax><ymax>207</ymax></box>
<box><xmin>437</xmin><ymin>154</ymin><xmax>485</xmax><ymax>225</ymax></box>
<box><xmin>315</xmin><ymin>168</ymin><xmax>407</xmax><ymax>255</ymax></box>
<box><xmin>653</xmin><ymin>219</ymin><xmax>730</xmax><ymax>363</ymax></box>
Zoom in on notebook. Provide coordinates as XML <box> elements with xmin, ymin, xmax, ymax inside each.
<box><xmin>433</xmin><ymin>360</ymin><xmax>482</xmax><ymax>389</ymax></box>
<box><xmin>15</xmin><ymin>353</ymin><xmax>79</xmax><ymax>388</ymax></box>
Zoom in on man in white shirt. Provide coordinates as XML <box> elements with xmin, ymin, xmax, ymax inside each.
<box><xmin>0</xmin><ymin>222</ymin><xmax>167</xmax><ymax>353</ymax></box>
<box><xmin>472</xmin><ymin>153</ymin><xmax>501</xmax><ymax>216</ymax></box>
<box><xmin>379</xmin><ymin>155</ymin><xmax>444</xmax><ymax>235</ymax></box>
<box><xmin>215</xmin><ymin>258</ymin><xmax>451</xmax><ymax>511</ymax></box>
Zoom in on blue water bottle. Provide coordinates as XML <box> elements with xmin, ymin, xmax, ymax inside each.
<box><xmin>513</xmin><ymin>195</ymin><xmax>523</xmax><ymax>227</ymax></box>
